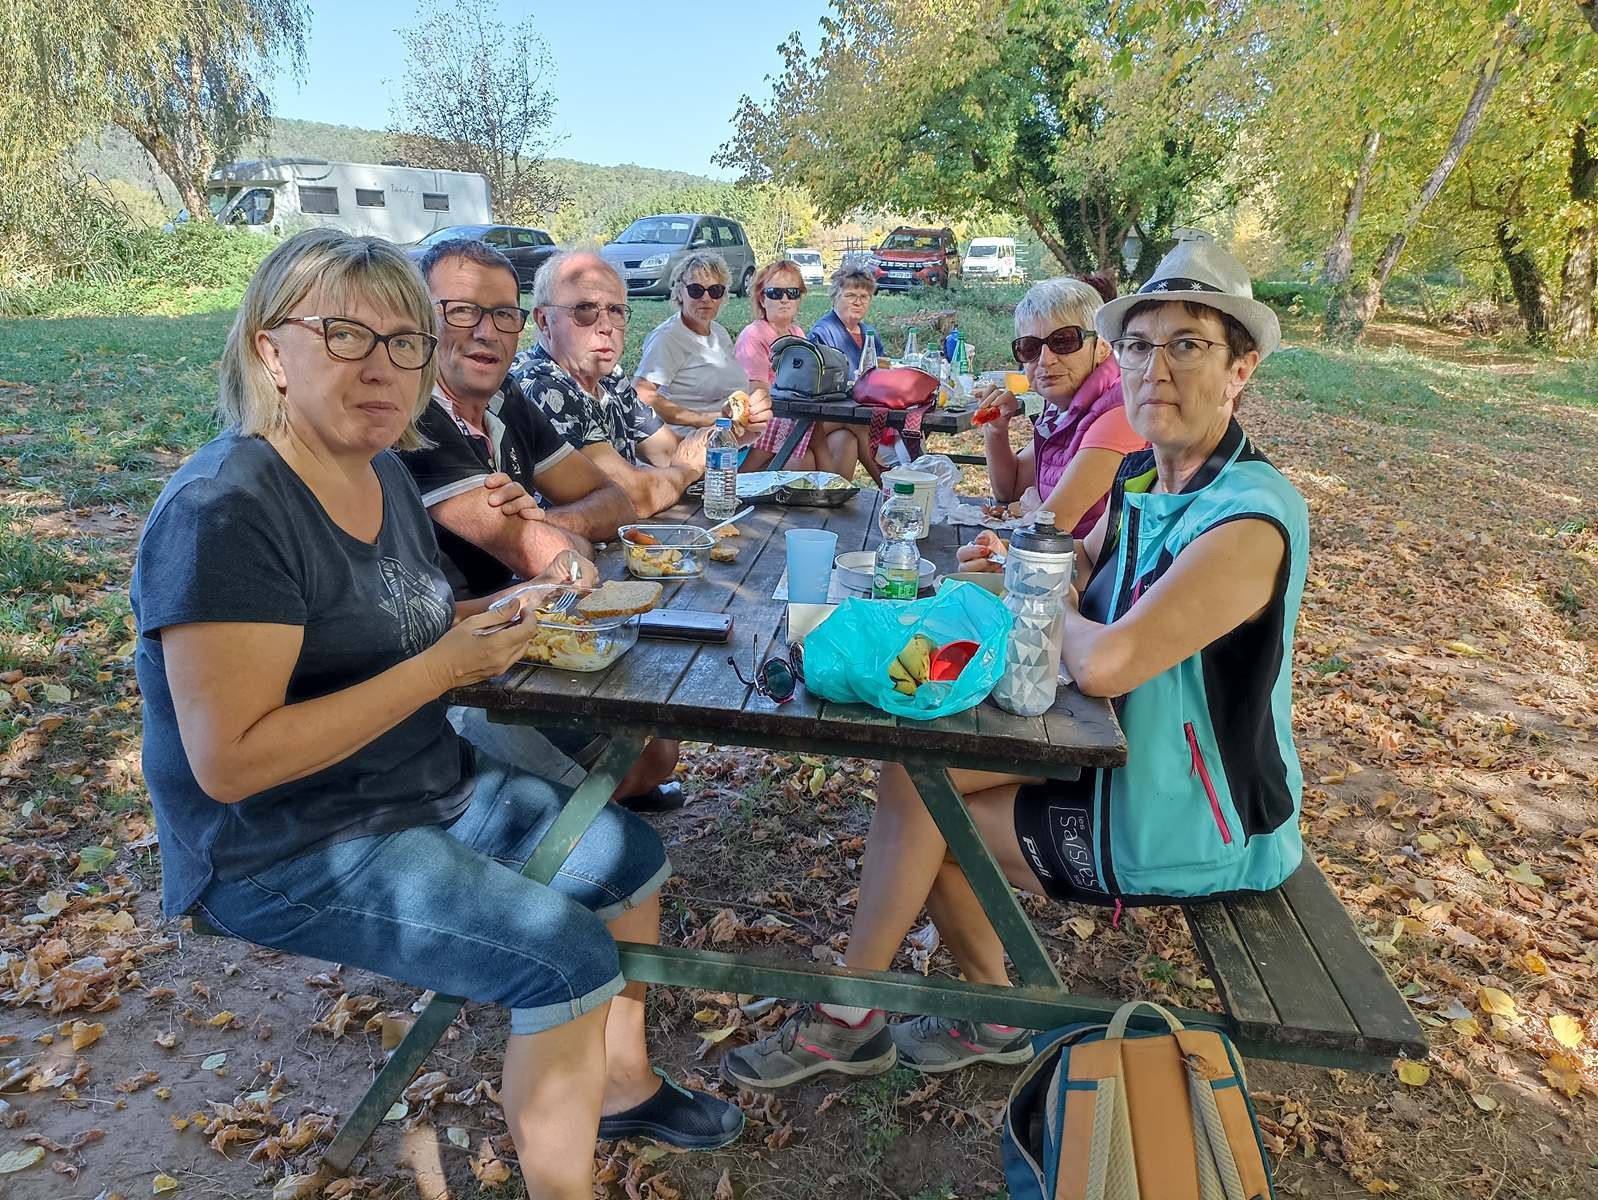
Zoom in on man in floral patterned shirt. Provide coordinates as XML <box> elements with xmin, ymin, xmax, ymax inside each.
<box><xmin>509</xmin><ymin>251</ymin><xmax>769</xmax><ymax>518</ymax></box>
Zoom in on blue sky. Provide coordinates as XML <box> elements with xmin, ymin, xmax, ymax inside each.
<box><xmin>267</xmin><ymin>0</ymin><xmax>831</xmax><ymax>177</ymax></box>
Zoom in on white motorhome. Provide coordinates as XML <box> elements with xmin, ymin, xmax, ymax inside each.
<box><xmin>205</xmin><ymin>159</ymin><xmax>492</xmax><ymax>242</ymax></box>
<box><xmin>962</xmin><ymin>236</ymin><xmax>1019</xmax><ymax>282</ymax></box>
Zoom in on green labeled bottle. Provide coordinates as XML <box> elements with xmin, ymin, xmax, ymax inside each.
<box><xmin>873</xmin><ymin>481</ymin><xmax>924</xmax><ymax>600</ymax></box>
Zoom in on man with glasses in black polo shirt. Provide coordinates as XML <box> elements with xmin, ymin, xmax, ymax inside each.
<box><xmin>399</xmin><ymin>238</ymin><xmax>685</xmax><ymax>813</ymax></box>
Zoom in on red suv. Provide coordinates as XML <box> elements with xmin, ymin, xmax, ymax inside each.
<box><xmin>871</xmin><ymin>226</ymin><xmax>960</xmax><ymax>291</ymax></box>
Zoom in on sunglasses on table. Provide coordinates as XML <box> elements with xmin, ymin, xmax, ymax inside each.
<box><xmin>436</xmin><ymin>299</ymin><xmax>529</xmax><ymax>333</ymax></box>
<box><xmin>728</xmin><ymin>636</ymin><xmax>805</xmax><ymax>704</ymax></box>
<box><xmin>762</xmin><ymin>286</ymin><xmax>803</xmax><ymax>301</ymax></box>
<box><xmin>683</xmin><ymin>282</ymin><xmax>727</xmax><ymax>300</ymax></box>
<box><xmin>544</xmin><ymin>301</ymin><xmax>633</xmax><ymax>327</ymax></box>
<box><xmin>1011</xmin><ymin>325</ymin><xmax>1094</xmax><ymax>365</ymax></box>
<box><xmin>277</xmin><ymin>316</ymin><xmax>437</xmax><ymax>369</ymax></box>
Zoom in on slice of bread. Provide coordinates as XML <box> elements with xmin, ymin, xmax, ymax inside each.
<box><xmin>577</xmin><ymin>579</ymin><xmax>664</xmax><ymax>619</ymax></box>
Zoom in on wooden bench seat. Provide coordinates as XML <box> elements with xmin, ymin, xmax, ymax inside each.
<box><xmin>1183</xmin><ymin>857</ymin><xmax>1426</xmax><ymax>1070</ymax></box>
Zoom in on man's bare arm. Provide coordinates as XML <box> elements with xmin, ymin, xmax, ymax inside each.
<box><xmin>533</xmin><ymin>451</ymin><xmax>633</xmax><ymax>540</ymax></box>
<box><xmin>579</xmin><ymin>439</ymin><xmax>698</xmax><ymax>518</ymax></box>
<box><xmin>429</xmin><ymin>489</ymin><xmax>592</xmax><ymax>580</ymax></box>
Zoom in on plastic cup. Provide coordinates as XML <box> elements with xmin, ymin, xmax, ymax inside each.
<box><xmin>786</xmin><ymin>529</ymin><xmax>838</xmax><ymax>604</ymax></box>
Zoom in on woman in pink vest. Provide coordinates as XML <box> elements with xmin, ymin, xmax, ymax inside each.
<box><xmin>966</xmin><ymin>275</ymin><xmax>1146</xmax><ymax>546</ymax></box>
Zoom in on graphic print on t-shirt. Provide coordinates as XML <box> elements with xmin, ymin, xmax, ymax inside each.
<box><xmin>378</xmin><ymin>557</ymin><xmax>451</xmax><ymax>656</ymax></box>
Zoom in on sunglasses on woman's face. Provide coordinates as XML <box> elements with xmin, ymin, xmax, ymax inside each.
<box><xmin>683</xmin><ymin>282</ymin><xmax>727</xmax><ymax>300</ymax></box>
<box><xmin>728</xmin><ymin>636</ymin><xmax>804</xmax><ymax>704</ymax></box>
<box><xmin>1012</xmin><ymin>325</ymin><xmax>1094</xmax><ymax>365</ymax></box>
<box><xmin>763</xmin><ymin>286</ymin><xmax>803</xmax><ymax>301</ymax></box>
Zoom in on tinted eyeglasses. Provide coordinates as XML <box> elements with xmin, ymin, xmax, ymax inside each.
<box><xmin>762</xmin><ymin>286</ymin><xmax>803</xmax><ymax>301</ymax></box>
<box><xmin>277</xmin><ymin>316</ymin><xmax>437</xmax><ymax>369</ymax></box>
<box><xmin>728</xmin><ymin>636</ymin><xmax>804</xmax><ymax>704</ymax></box>
<box><xmin>437</xmin><ymin>299</ymin><xmax>529</xmax><ymax>333</ymax></box>
<box><xmin>1011</xmin><ymin>325</ymin><xmax>1094</xmax><ymax>365</ymax></box>
<box><xmin>544</xmin><ymin>301</ymin><xmax>632</xmax><ymax>328</ymax></box>
<box><xmin>683</xmin><ymin>282</ymin><xmax>727</xmax><ymax>300</ymax></box>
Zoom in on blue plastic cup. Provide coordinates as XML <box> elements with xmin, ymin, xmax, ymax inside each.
<box><xmin>786</xmin><ymin>529</ymin><xmax>838</xmax><ymax>604</ymax></box>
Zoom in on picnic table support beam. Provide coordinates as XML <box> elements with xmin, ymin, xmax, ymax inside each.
<box><xmin>768</xmin><ymin>417</ymin><xmax>812</xmax><ymax>470</ymax></box>
<box><xmin>903</xmin><ymin>762</ymin><xmax>1062</xmax><ymax>989</ymax></box>
<box><xmin>321</xmin><ymin>732</ymin><xmax>647</xmax><ymax>1174</ymax></box>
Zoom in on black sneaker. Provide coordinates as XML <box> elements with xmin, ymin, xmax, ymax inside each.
<box><xmin>615</xmin><ymin>781</ymin><xmax>687</xmax><ymax>814</ymax></box>
<box><xmin>597</xmin><ymin>1071</ymin><xmax>743</xmax><ymax>1150</ymax></box>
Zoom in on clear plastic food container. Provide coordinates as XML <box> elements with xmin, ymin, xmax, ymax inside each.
<box><xmin>620</xmin><ymin>523</ymin><xmax>715</xmax><ymax>579</ymax></box>
<box><xmin>522</xmin><ymin>611</ymin><xmax>640</xmax><ymax>672</ymax></box>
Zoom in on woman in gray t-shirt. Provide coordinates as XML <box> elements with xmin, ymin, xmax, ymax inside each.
<box><xmin>632</xmin><ymin>251</ymin><xmax>756</xmax><ymax>436</ymax></box>
<box><xmin>132</xmin><ymin>231</ymin><xmax>742</xmax><ymax>1190</ymax></box>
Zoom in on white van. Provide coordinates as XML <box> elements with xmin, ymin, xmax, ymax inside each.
<box><xmin>784</xmin><ymin>247</ymin><xmax>825</xmax><ymax>287</ymax></box>
<box><xmin>963</xmin><ymin>236</ymin><xmax>1019</xmax><ymax>282</ymax></box>
<box><xmin>204</xmin><ymin>159</ymin><xmax>492</xmax><ymax>242</ymax></box>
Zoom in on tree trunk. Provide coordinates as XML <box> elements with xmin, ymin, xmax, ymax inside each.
<box><xmin>1580</xmin><ymin>0</ymin><xmax>1598</xmax><ymax>36</ymax></box>
<box><xmin>1335</xmin><ymin>33</ymin><xmax>1512</xmax><ymax>343</ymax></box>
<box><xmin>1323</xmin><ymin>129</ymin><xmax>1382</xmax><ymax>342</ymax></box>
<box><xmin>1495</xmin><ymin>219</ymin><xmax>1551</xmax><ymax>341</ymax></box>
<box><xmin>1555</xmin><ymin>124</ymin><xmax>1597</xmax><ymax>345</ymax></box>
<box><xmin>121</xmin><ymin>121</ymin><xmax>211</xmax><ymax>222</ymax></box>
<box><xmin>1019</xmin><ymin>203</ymin><xmax>1078</xmax><ymax>274</ymax></box>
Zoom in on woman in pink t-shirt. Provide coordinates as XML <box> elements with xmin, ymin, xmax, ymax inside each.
<box><xmin>737</xmin><ymin>260</ymin><xmax>861</xmax><ymax>476</ymax></box>
<box><xmin>963</xmin><ymin>275</ymin><xmax>1147</xmax><ymax>556</ymax></box>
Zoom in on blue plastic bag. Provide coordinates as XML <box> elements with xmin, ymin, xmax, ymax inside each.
<box><xmin>801</xmin><ymin>580</ymin><xmax>1012</xmax><ymax>720</ymax></box>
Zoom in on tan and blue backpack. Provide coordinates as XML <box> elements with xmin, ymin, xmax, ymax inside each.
<box><xmin>1002</xmin><ymin>1001</ymin><xmax>1275</xmax><ymax>1200</ymax></box>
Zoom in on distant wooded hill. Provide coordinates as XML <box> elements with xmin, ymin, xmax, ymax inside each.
<box><xmin>74</xmin><ymin>117</ymin><xmax>721</xmax><ymax>237</ymax></box>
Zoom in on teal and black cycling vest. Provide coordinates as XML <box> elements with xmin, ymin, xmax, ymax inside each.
<box><xmin>1078</xmin><ymin>418</ymin><xmax>1310</xmax><ymax>901</ymax></box>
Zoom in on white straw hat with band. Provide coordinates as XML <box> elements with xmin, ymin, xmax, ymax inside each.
<box><xmin>1095</xmin><ymin>240</ymin><xmax>1281</xmax><ymax>360</ymax></box>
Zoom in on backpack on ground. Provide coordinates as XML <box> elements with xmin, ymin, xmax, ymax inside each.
<box><xmin>1002</xmin><ymin>1000</ymin><xmax>1275</xmax><ymax>1200</ymax></box>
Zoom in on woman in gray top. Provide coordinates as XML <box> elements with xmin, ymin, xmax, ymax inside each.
<box><xmin>131</xmin><ymin>230</ymin><xmax>741</xmax><ymax>1196</ymax></box>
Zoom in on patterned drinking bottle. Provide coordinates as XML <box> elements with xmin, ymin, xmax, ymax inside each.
<box><xmin>992</xmin><ymin>512</ymin><xmax>1076</xmax><ymax>717</ymax></box>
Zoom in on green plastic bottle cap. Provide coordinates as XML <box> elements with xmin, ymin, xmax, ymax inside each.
<box><xmin>893</xmin><ymin>481</ymin><xmax>915</xmax><ymax>495</ymax></box>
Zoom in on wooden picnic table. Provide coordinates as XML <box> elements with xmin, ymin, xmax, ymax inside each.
<box><xmin>316</xmin><ymin>486</ymin><xmax>1424</xmax><ymax>1171</ymax></box>
<box><xmin>765</xmin><ymin>396</ymin><xmax>977</xmax><ymax>469</ymax></box>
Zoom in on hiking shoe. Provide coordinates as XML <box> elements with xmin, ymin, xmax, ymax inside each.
<box><xmin>889</xmin><ymin>1014</ymin><xmax>1035</xmax><ymax>1073</ymax></box>
<box><xmin>597</xmin><ymin>1070</ymin><xmax>744</xmax><ymax>1150</ymax></box>
<box><xmin>720</xmin><ymin>1004</ymin><xmax>897</xmax><ymax>1090</ymax></box>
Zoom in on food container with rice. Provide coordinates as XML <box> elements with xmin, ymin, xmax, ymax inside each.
<box><xmin>521</xmin><ymin>580</ymin><xmax>662</xmax><ymax>672</ymax></box>
<box><xmin>620</xmin><ymin>523</ymin><xmax>716</xmax><ymax>578</ymax></box>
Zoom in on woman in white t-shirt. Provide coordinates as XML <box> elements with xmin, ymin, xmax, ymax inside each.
<box><xmin>633</xmin><ymin>252</ymin><xmax>756</xmax><ymax>437</ymax></box>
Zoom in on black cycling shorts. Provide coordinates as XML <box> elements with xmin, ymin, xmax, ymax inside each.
<box><xmin>1013</xmin><ymin>773</ymin><xmax>1114</xmax><ymax>905</ymax></box>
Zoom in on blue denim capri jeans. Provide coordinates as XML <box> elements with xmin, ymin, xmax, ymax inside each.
<box><xmin>195</xmin><ymin>754</ymin><xmax>670</xmax><ymax>1036</ymax></box>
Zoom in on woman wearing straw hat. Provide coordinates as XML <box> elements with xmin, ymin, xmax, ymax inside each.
<box><xmin>721</xmin><ymin>241</ymin><xmax>1311</xmax><ymax>1089</ymax></box>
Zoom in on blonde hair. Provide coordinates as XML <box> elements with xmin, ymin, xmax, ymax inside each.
<box><xmin>219</xmin><ymin>228</ymin><xmax>439</xmax><ymax>452</ymax></box>
<box><xmin>669</xmin><ymin>251</ymin><xmax>730</xmax><ymax>308</ymax></box>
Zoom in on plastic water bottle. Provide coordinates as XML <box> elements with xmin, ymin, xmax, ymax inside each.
<box><xmin>873</xmin><ymin>481</ymin><xmax>924</xmax><ymax>600</ymax></box>
<box><xmin>705</xmin><ymin>417</ymin><xmax>739</xmax><ymax>521</ymax></box>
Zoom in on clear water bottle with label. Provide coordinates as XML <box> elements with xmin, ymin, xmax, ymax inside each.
<box><xmin>705</xmin><ymin>417</ymin><xmax>739</xmax><ymax>521</ymax></box>
<box><xmin>873</xmin><ymin>481</ymin><xmax>924</xmax><ymax>599</ymax></box>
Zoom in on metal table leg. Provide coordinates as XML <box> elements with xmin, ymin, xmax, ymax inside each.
<box><xmin>769</xmin><ymin>418</ymin><xmax>813</xmax><ymax>469</ymax></box>
<box><xmin>322</xmin><ymin>732</ymin><xmax>647</xmax><ymax>1173</ymax></box>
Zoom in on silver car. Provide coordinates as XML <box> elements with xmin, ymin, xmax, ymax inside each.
<box><xmin>599</xmin><ymin>213</ymin><xmax>757</xmax><ymax>298</ymax></box>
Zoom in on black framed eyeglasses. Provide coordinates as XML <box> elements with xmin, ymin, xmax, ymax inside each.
<box><xmin>728</xmin><ymin>636</ymin><xmax>804</xmax><ymax>704</ymax></box>
<box><xmin>762</xmin><ymin>286</ymin><xmax>803</xmax><ymax>301</ymax></box>
<box><xmin>683</xmin><ymin>282</ymin><xmax>727</xmax><ymax>300</ymax></box>
<box><xmin>277</xmin><ymin>316</ymin><xmax>437</xmax><ymax>369</ymax></box>
<box><xmin>436</xmin><ymin>299</ymin><xmax>529</xmax><ymax>333</ymax></box>
<box><xmin>1110</xmin><ymin>336</ymin><xmax>1226</xmax><ymax>371</ymax></box>
<box><xmin>544</xmin><ymin>301</ymin><xmax>632</xmax><ymax>328</ymax></box>
<box><xmin>1012</xmin><ymin>325</ymin><xmax>1094</xmax><ymax>365</ymax></box>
